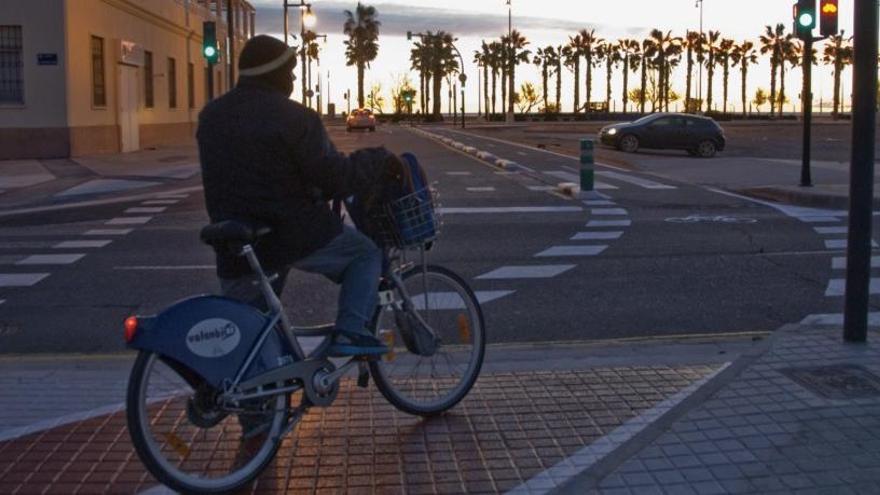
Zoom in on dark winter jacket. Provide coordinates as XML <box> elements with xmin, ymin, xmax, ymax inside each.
<box><xmin>197</xmin><ymin>79</ymin><xmax>388</xmax><ymax>278</ymax></box>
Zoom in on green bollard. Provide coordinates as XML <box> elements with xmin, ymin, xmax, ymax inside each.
<box><xmin>580</xmin><ymin>138</ymin><xmax>595</xmax><ymax>194</ymax></box>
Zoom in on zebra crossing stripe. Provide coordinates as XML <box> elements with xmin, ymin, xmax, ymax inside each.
<box><xmin>814</xmin><ymin>226</ymin><xmax>847</xmax><ymax>235</ymax></box>
<box><xmin>16</xmin><ymin>254</ymin><xmax>86</xmax><ymax>265</ymax></box>
<box><xmin>84</xmin><ymin>229</ymin><xmax>133</xmax><ymax>236</ymax></box>
<box><xmin>466</xmin><ymin>187</ymin><xmax>496</xmax><ymax>192</ymax></box>
<box><xmin>583</xmin><ymin>200</ymin><xmax>616</xmax><ymax>206</ymax></box>
<box><xmin>535</xmin><ymin>245</ymin><xmax>607</xmax><ymax>257</ymax></box>
<box><xmin>446</xmin><ymin>171</ymin><xmax>472</xmax><ymax>176</ymax></box>
<box><xmin>825</xmin><ymin>239</ymin><xmax>879</xmax><ymax>249</ymax></box>
<box><xmin>141</xmin><ymin>200</ymin><xmax>180</xmax><ymax>205</ymax></box>
<box><xmin>587</xmin><ymin>219</ymin><xmax>632</xmax><ymax>228</ymax></box>
<box><xmin>831</xmin><ymin>256</ymin><xmax>880</xmax><ymax>269</ymax></box>
<box><xmin>106</xmin><ymin>217</ymin><xmax>152</xmax><ymax>225</ymax></box>
<box><xmin>125</xmin><ymin>207</ymin><xmax>167</xmax><ymax>214</ymax></box>
<box><xmin>591</xmin><ymin>208</ymin><xmax>628</xmax><ymax>216</ymax></box>
<box><xmin>476</xmin><ymin>265</ymin><xmax>576</xmax><ymax>280</ymax></box>
<box><xmin>53</xmin><ymin>240</ymin><xmax>112</xmax><ymax>249</ymax></box>
<box><xmin>571</xmin><ymin>231</ymin><xmax>623</xmax><ymax>241</ymax></box>
<box><xmin>800</xmin><ymin>216</ymin><xmax>841</xmax><ymax>223</ymax></box>
<box><xmin>825</xmin><ymin>278</ymin><xmax>880</xmax><ymax>296</ymax></box>
<box><xmin>0</xmin><ymin>273</ymin><xmax>50</xmax><ymax>287</ymax></box>
<box><xmin>595</xmin><ymin>170</ymin><xmax>677</xmax><ymax>190</ymax></box>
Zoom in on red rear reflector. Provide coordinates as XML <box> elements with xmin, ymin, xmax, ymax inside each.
<box><xmin>124</xmin><ymin>316</ymin><xmax>138</xmax><ymax>343</ymax></box>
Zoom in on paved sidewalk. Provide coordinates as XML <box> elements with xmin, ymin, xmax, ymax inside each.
<box><xmin>1</xmin><ymin>327</ymin><xmax>878</xmax><ymax>494</ymax></box>
<box><xmin>0</xmin><ymin>144</ymin><xmax>199</xmax><ymax>211</ymax></box>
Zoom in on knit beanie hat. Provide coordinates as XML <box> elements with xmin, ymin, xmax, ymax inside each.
<box><xmin>238</xmin><ymin>35</ymin><xmax>297</xmax><ymax>93</ymax></box>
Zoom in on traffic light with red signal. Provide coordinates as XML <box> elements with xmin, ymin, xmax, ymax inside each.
<box><xmin>820</xmin><ymin>0</ymin><xmax>839</xmax><ymax>37</ymax></box>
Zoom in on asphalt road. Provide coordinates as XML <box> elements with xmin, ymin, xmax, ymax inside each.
<box><xmin>0</xmin><ymin>124</ymin><xmax>867</xmax><ymax>354</ymax></box>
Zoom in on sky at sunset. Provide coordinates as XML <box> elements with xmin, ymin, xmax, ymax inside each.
<box><xmin>249</xmin><ymin>0</ymin><xmax>858</xmax><ymax>114</ymax></box>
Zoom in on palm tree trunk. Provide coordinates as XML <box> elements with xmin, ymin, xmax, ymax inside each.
<box><xmin>542</xmin><ymin>64</ymin><xmax>548</xmax><ymax>111</ymax></box>
<box><xmin>722</xmin><ymin>61</ymin><xmax>729</xmax><ymax>114</ymax></box>
<box><xmin>779</xmin><ymin>65</ymin><xmax>786</xmax><ymax>117</ymax></box>
<box><xmin>432</xmin><ymin>72</ymin><xmax>442</xmax><ymax>116</ymax></box>
<box><xmin>483</xmin><ymin>64</ymin><xmax>489</xmax><ymax>119</ymax></box>
<box><xmin>832</xmin><ymin>59</ymin><xmax>842</xmax><ymax>117</ymax></box>
<box><xmin>556</xmin><ymin>58</ymin><xmax>562</xmax><ymax>111</ymax></box>
<box><xmin>605</xmin><ymin>60</ymin><xmax>612</xmax><ymax>110</ymax></box>
<box><xmin>573</xmin><ymin>59</ymin><xmax>580</xmax><ymax>113</ymax></box>
<box><xmin>501</xmin><ymin>65</ymin><xmax>507</xmax><ymax>115</ymax></box>
<box><xmin>622</xmin><ymin>55</ymin><xmax>630</xmax><ymax>113</ymax></box>
<box><xmin>706</xmin><ymin>54</ymin><xmax>714</xmax><ymax>112</ymax></box>
<box><xmin>686</xmin><ymin>45</ymin><xmax>693</xmax><ymax>110</ymax></box>
<box><xmin>508</xmin><ymin>56</ymin><xmax>516</xmax><ymax>115</ymax></box>
<box><xmin>639</xmin><ymin>57</ymin><xmax>647</xmax><ymax>113</ymax></box>
<box><xmin>585</xmin><ymin>50</ymin><xmax>592</xmax><ymax>112</ymax></box>
<box><xmin>741</xmin><ymin>64</ymin><xmax>748</xmax><ymax>117</ymax></box>
<box><xmin>769</xmin><ymin>59</ymin><xmax>777</xmax><ymax>116</ymax></box>
<box><xmin>491</xmin><ymin>69</ymin><xmax>497</xmax><ymax>117</ymax></box>
<box><xmin>357</xmin><ymin>63</ymin><xmax>365</xmax><ymax>108</ymax></box>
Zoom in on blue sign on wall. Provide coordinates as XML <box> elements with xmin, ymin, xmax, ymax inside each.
<box><xmin>37</xmin><ymin>53</ymin><xmax>58</xmax><ymax>66</ymax></box>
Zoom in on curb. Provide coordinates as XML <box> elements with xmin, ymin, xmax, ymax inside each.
<box><xmin>736</xmin><ymin>186</ymin><xmax>880</xmax><ymax>210</ymax></box>
<box><xmin>412</xmin><ymin>127</ymin><xmax>524</xmax><ymax>173</ymax></box>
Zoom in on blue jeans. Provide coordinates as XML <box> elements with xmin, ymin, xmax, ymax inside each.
<box><xmin>221</xmin><ymin>226</ymin><xmax>382</xmax><ymax>336</ymax></box>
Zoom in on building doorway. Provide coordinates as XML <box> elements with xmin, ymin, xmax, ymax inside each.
<box><xmin>118</xmin><ymin>64</ymin><xmax>139</xmax><ymax>152</ymax></box>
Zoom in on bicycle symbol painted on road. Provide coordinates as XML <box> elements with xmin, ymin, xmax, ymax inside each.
<box><xmin>665</xmin><ymin>215</ymin><xmax>758</xmax><ymax>224</ymax></box>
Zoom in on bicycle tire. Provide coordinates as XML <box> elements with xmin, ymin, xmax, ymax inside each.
<box><xmin>370</xmin><ymin>264</ymin><xmax>486</xmax><ymax>416</ymax></box>
<box><xmin>126</xmin><ymin>351</ymin><xmax>286</xmax><ymax>494</ymax></box>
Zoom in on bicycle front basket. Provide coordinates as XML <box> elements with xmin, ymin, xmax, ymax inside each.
<box><xmin>369</xmin><ymin>187</ymin><xmax>439</xmax><ymax>248</ymax></box>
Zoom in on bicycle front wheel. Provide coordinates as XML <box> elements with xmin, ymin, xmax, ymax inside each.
<box><xmin>126</xmin><ymin>351</ymin><xmax>286</xmax><ymax>494</ymax></box>
<box><xmin>370</xmin><ymin>264</ymin><xmax>486</xmax><ymax>416</ymax></box>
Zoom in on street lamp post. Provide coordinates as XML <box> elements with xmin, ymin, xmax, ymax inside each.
<box><xmin>506</xmin><ymin>0</ymin><xmax>514</xmax><ymax>123</ymax></box>
<box><xmin>282</xmin><ymin>0</ymin><xmax>316</xmax><ymax>106</ymax></box>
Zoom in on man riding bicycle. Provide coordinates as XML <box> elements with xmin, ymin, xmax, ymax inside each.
<box><xmin>197</xmin><ymin>35</ymin><xmax>398</xmax><ymax>357</ymax></box>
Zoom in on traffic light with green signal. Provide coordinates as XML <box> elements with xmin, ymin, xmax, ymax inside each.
<box><xmin>794</xmin><ymin>0</ymin><xmax>816</xmax><ymax>39</ymax></box>
<box><xmin>203</xmin><ymin>21</ymin><xmax>219</xmax><ymax>64</ymax></box>
<box><xmin>820</xmin><ymin>0</ymin><xmax>839</xmax><ymax>37</ymax></box>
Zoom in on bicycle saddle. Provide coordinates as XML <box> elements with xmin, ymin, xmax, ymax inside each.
<box><xmin>200</xmin><ymin>220</ymin><xmax>271</xmax><ymax>249</ymax></box>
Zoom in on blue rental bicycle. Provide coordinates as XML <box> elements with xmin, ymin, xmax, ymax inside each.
<box><xmin>123</xmin><ymin>185</ymin><xmax>485</xmax><ymax>493</ymax></box>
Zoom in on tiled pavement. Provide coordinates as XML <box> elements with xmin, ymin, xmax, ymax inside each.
<box><xmin>562</xmin><ymin>325</ymin><xmax>880</xmax><ymax>494</ymax></box>
<box><xmin>0</xmin><ymin>342</ymin><xmax>724</xmax><ymax>494</ymax></box>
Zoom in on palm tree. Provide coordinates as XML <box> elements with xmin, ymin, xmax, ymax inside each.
<box><xmin>717</xmin><ymin>38</ymin><xmax>735</xmax><ymax>113</ymax></box>
<box><xmin>647</xmin><ymin>30</ymin><xmax>678</xmax><ymax>112</ymax></box>
<box><xmin>822</xmin><ymin>32</ymin><xmax>853</xmax><ymax>118</ymax></box>
<box><xmin>759</xmin><ymin>23</ymin><xmax>786</xmax><ymax>116</ymax></box>
<box><xmin>664</xmin><ymin>38</ymin><xmax>684</xmax><ymax>111</ymax></box>
<box><xmin>566</xmin><ymin>34</ymin><xmax>585</xmax><ymax>112</ymax></box>
<box><xmin>777</xmin><ymin>32</ymin><xmax>797</xmax><ymax>116</ymax></box>
<box><xmin>503</xmin><ymin>30</ymin><xmax>530</xmax><ymax>116</ymax></box>
<box><xmin>410</xmin><ymin>40</ymin><xmax>431</xmax><ymax>114</ymax></box>
<box><xmin>555</xmin><ymin>45</ymin><xmax>563</xmax><ymax>111</ymax></box>
<box><xmin>579</xmin><ymin>29</ymin><xmax>603</xmax><ymax>112</ymax></box>
<box><xmin>684</xmin><ymin>31</ymin><xmax>702</xmax><ymax>111</ymax></box>
<box><xmin>618</xmin><ymin>39</ymin><xmax>641</xmax><ymax>113</ymax></box>
<box><xmin>640</xmin><ymin>37</ymin><xmax>654</xmax><ymax>113</ymax></box>
<box><xmin>343</xmin><ymin>2</ymin><xmax>380</xmax><ymax>108</ymax></box>
<box><xmin>790</xmin><ymin>38</ymin><xmax>817</xmax><ymax>114</ymax></box>
<box><xmin>533</xmin><ymin>46</ymin><xmax>553</xmax><ymax>111</ymax></box>
<box><xmin>703</xmin><ymin>30</ymin><xmax>721</xmax><ymax>112</ymax></box>
<box><xmin>599</xmin><ymin>41</ymin><xmax>621</xmax><ymax>111</ymax></box>
<box><xmin>488</xmin><ymin>41</ymin><xmax>503</xmax><ymax>117</ymax></box>
<box><xmin>730</xmin><ymin>40</ymin><xmax>758</xmax><ymax>116</ymax></box>
<box><xmin>425</xmin><ymin>31</ymin><xmax>458</xmax><ymax>117</ymax></box>
<box><xmin>473</xmin><ymin>42</ymin><xmax>490</xmax><ymax>117</ymax></box>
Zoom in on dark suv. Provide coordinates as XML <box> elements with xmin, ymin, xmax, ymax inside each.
<box><xmin>599</xmin><ymin>113</ymin><xmax>726</xmax><ymax>158</ymax></box>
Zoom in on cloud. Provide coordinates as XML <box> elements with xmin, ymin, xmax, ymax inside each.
<box><xmin>249</xmin><ymin>1</ymin><xmax>624</xmax><ymax>39</ymax></box>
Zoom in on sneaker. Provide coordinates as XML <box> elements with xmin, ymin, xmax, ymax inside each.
<box><xmin>327</xmin><ymin>329</ymin><xmax>389</xmax><ymax>357</ymax></box>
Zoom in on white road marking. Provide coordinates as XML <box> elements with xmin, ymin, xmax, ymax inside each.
<box><xmin>53</xmin><ymin>240</ymin><xmax>112</xmax><ymax>249</ymax></box>
<box><xmin>16</xmin><ymin>254</ymin><xmax>86</xmax><ymax>265</ymax></box>
<box><xmin>586</xmin><ymin>219</ymin><xmax>632</xmax><ymax>228</ymax></box>
<box><xmin>591</xmin><ymin>208</ymin><xmax>628</xmax><ymax>216</ymax></box>
<box><xmin>583</xmin><ymin>200</ymin><xmax>616</xmax><ymax>206</ymax></box>
<box><xmin>445</xmin><ymin>171</ymin><xmax>472</xmax><ymax>176</ymax></box>
<box><xmin>815</xmin><ymin>226</ymin><xmax>848</xmax><ymax>234</ymax></box>
<box><xmin>801</xmin><ymin>216</ymin><xmax>843</xmax><ymax>223</ymax></box>
<box><xmin>410</xmin><ymin>290</ymin><xmax>515</xmax><ymax>310</ymax></box>
<box><xmin>801</xmin><ymin>312</ymin><xmax>880</xmax><ymax>326</ymax></box>
<box><xmin>476</xmin><ymin>265</ymin><xmax>576</xmax><ymax>280</ymax></box>
<box><xmin>545</xmin><ymin>171</ymin><xmax>618</xmax><ymax>189</ymax></box>
<box><xmin>535</xmin><ymin>245</ymin><xmax>608</xmax><ymax>257</ymax></box>
<box><xmin>55</xmin><ymin>179</ymin><xmax>160</xmax><ymax>197</ymax></box>
<box><xmin>0</xmin><ymin>299</ymin><xmax>4</xmax><ymax>305</ymax></box>
<box><xmin>106</xmin><ymin>216</ymin><xmax>152</xmax><ymax>225</ymax></box>
<box><xmin>571</xmin><ymin>231</ymin><xmax>623</xmax><ymax>241</ymax></box>
<box><xmin>157</xmin><ymin>194</ymin><xmax>189</xmax><ymax>199</ymax></box>
<box><xmin>831</xmin><ymin>256</ymin><xmax>880</xmax><ymax>269</ymax></box>
<box><xmin>825</xmin><ymin>278</ymin><xmax>880</xmax><ymax>296</ymax></box>
<box><xmin>125</xmin><ymin>207</ymin><xmax>167</xmax><ymax>214</ymax></box>
<box><xmin>141</xmin><ymin>200</ymin><xmax>180</xmax><ymax>205</ymax></box>
<box><xmin>527</xmin><ymin>186</ymin><xmax>556</xmax><ymax>191</ymax></box>
<box><xmin>0</xmin><ymin>273</ymin><xmax>50</xmax><ymax>286</ymax></box>
<box><xmin>825</xmin><ymin>239</ymin><xmax>879</xmax><ymax>249</ymax></box>
<box><xmin>516</xmin><ymin>151</ymin><xmax>528</xmax><ymax>156</ymax></box>
<box><xmin>114</xmin><ymin>265</ymin><xmax>215</xmax><ymax>270</ymax></box>
<box><xmin>83</xmin><ymin>229</ymin><xmax>133</xmax><ymax>236</ymax></box>
<box><xmin>0</xmin><ymin>186</ymin><xmax>202</xmax><ymax>218</ymax></box>
<box><xmin>0</xmin><ymin>241</ymin><xmax>55</xmax><ymax>249</ymax></box>
<box><xmin>439</xmin><ymin>206</ymin><xmax>582</xmax><ymax>214</ymax></box>
<box><xmin>596</xmin><ymin>170</ymin><xmax>676</xmax><ymax>189</ymax></box>
<box><xmin>466</xmin><ymin>187</ymin><xmax>496</xmax><ymax>192</ymax></box>
<box><xmin>508</xmin><ymin>363</ymin><xmax>731</xmax><ymax>495</ymax></box>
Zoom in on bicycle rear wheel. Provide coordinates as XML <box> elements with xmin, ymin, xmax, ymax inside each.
<box><xmin>370</xmin><ymin>264</ymin><xmax>485</xmax><ymax>416</ymax></box>
<box><xmin>126</xmin><ymin>351</ymin><xmax>286</xmax><ymax>494</ymax></box>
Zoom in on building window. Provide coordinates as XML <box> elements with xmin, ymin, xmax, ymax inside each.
<box><xmin>90</xmin><ymin>35</ymin><xmax>106</xmax><ymax>107</ymax></box>
<box><xmin>167</xmin><ymin>57</ymin><xmax>177</xmax><ymax>108</ymax></box>
<box><xmin>0</xmin><ymin>26</ymin><xmax>24</xmax><ymax>104</ymax></box>
<box><xmin>144</xmin><ymin>50</ymin><xmax>153</xmax><ymax>108</ymax></box>
<box><xmin>187</xmin><ymin>62</ymin><xmax>194</xmax><ymax>108</ymax></box>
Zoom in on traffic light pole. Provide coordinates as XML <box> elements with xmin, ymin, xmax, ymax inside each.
<box><xmin>207</xmin><ymin>62</ymin><xmax>214</xmax><ymax>100</ymax></box>
<box><xmin>843</xmin><ymin>0</ymin><xmax>878</xmax><ymax>343</ymax></box>
<box><xmin>800</xmin><ymin>34</ymin><xmax>813</xmax><ymax>187</ymax></box>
